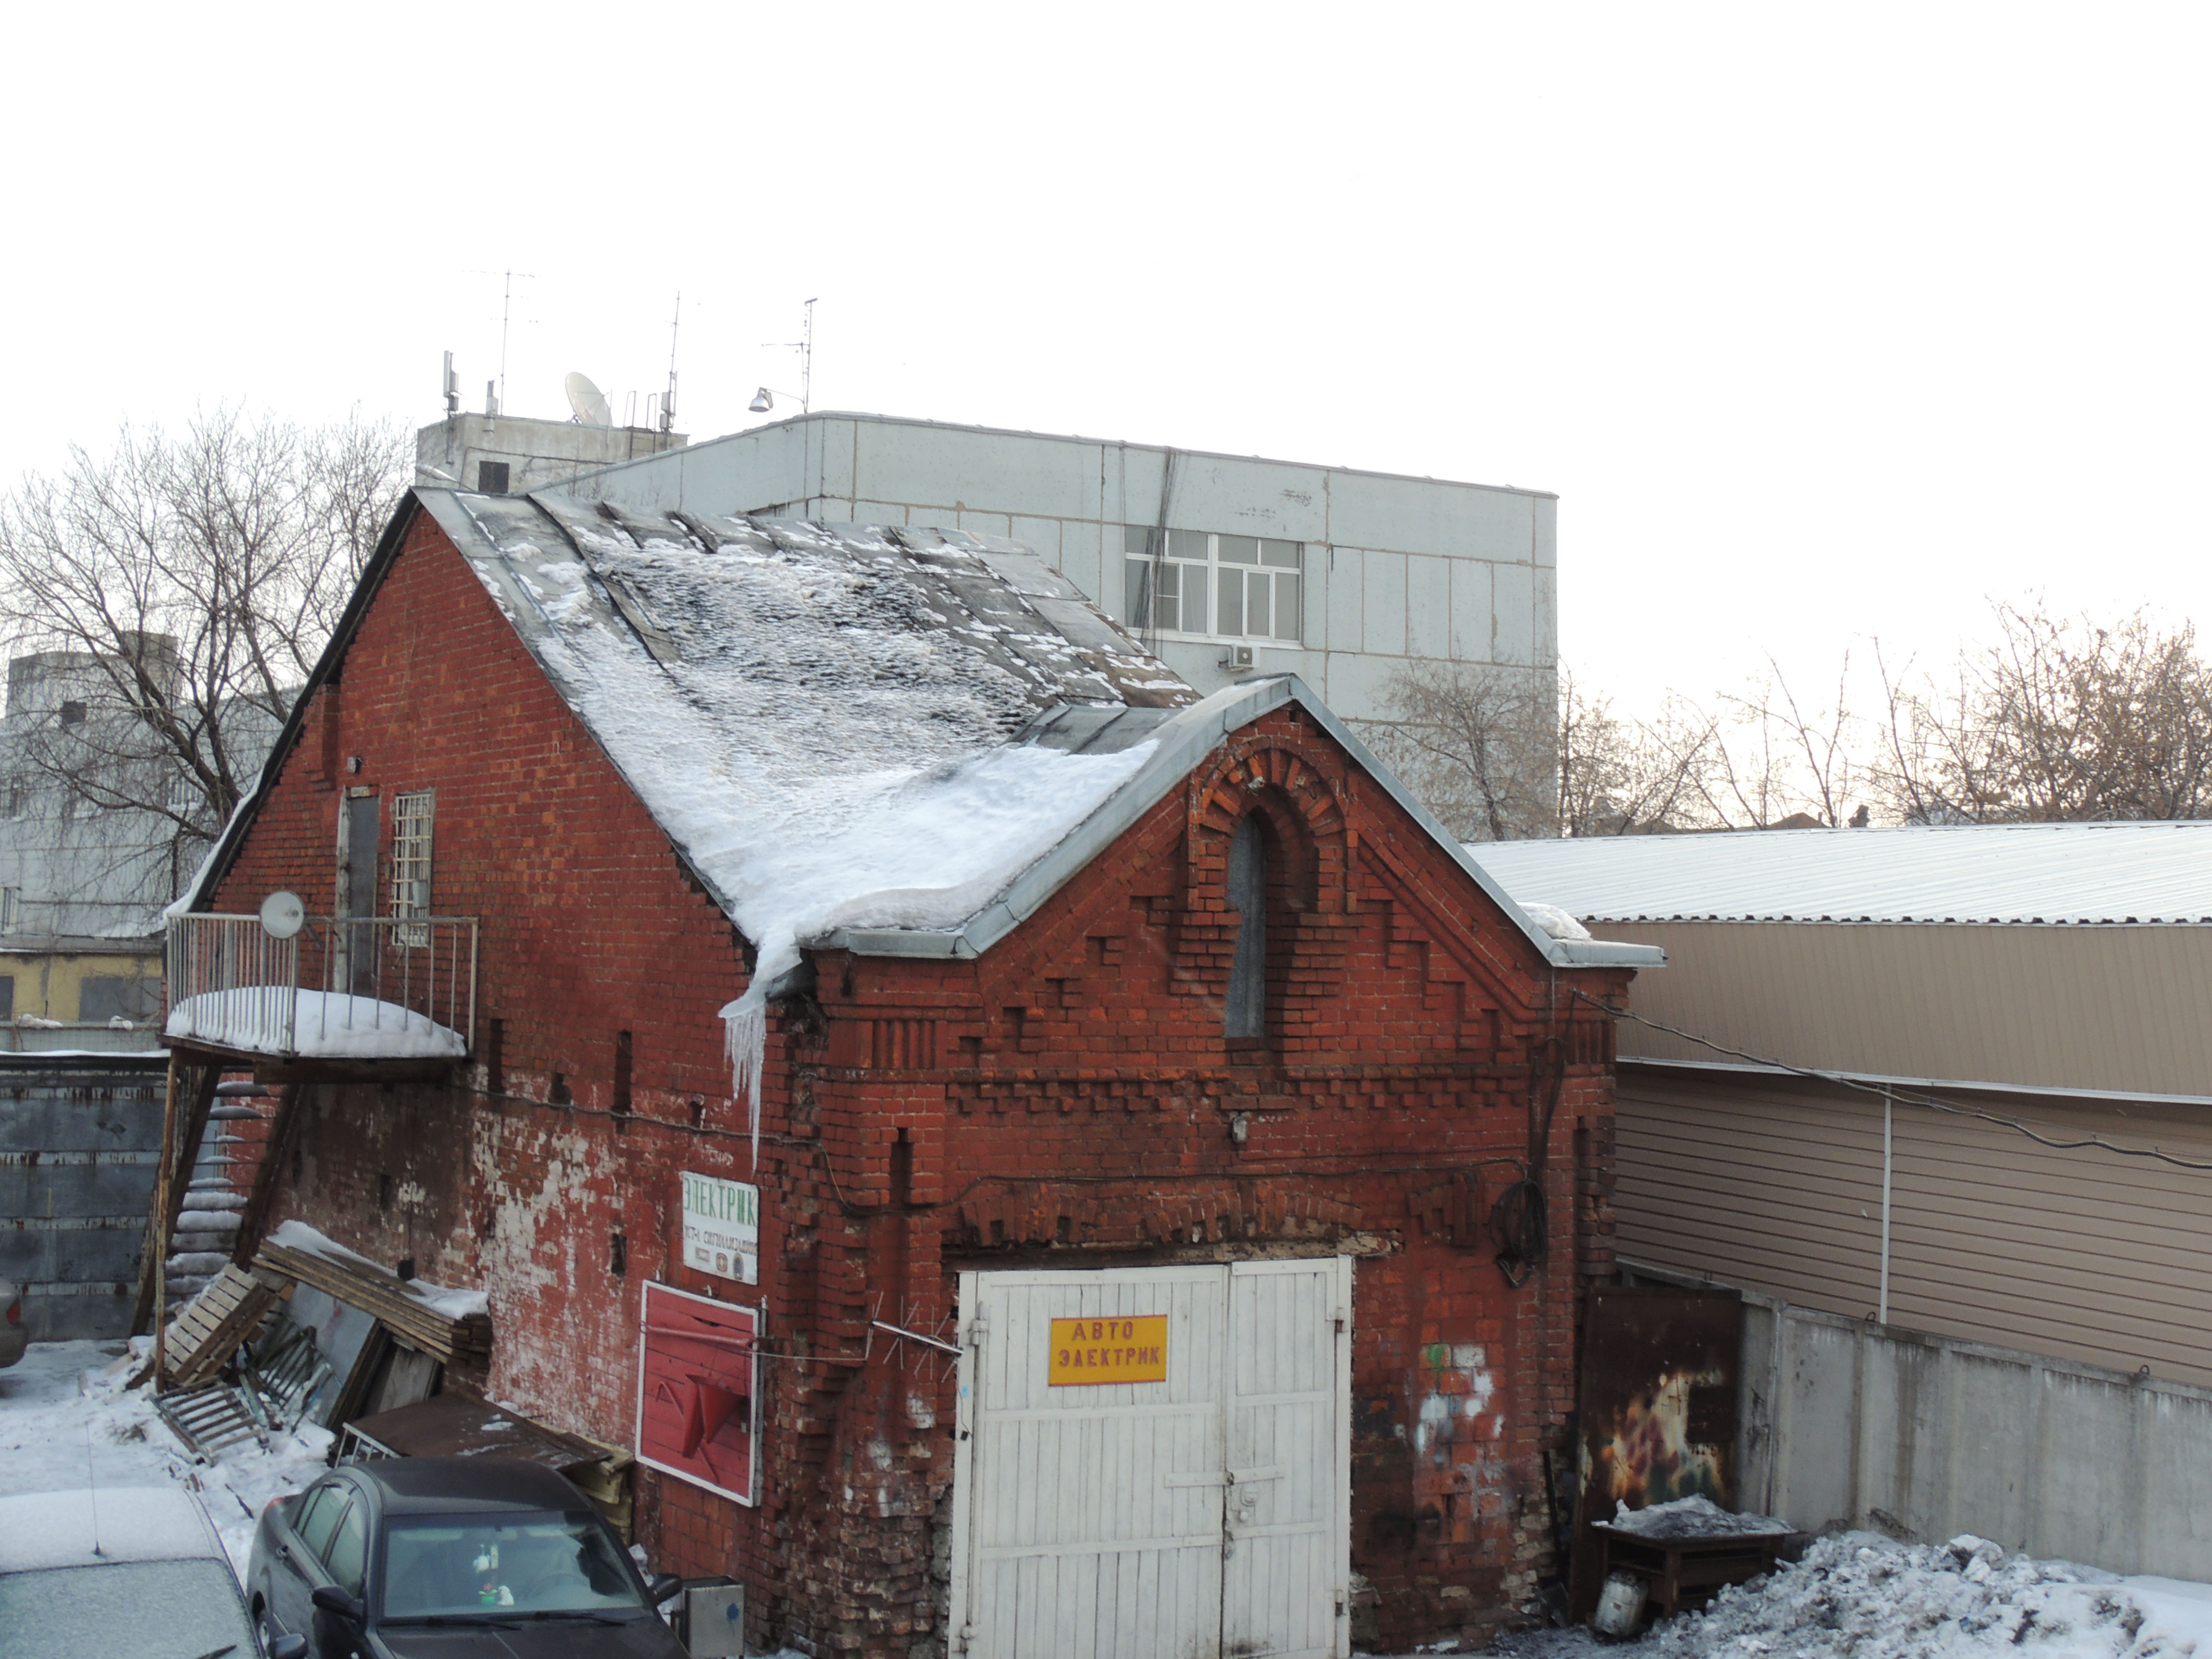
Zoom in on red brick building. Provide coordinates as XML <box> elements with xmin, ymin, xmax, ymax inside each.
<box><xmin>175</xmin><ymin>489</ymin><xmax>1655</xmax><ymax>1657</ymax></box>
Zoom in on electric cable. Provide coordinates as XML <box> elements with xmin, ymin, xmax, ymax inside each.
<box><xmin>1569</xmin><ymin>989</ymin><xmax>2212</xmax><ymax>1172</ymax></box>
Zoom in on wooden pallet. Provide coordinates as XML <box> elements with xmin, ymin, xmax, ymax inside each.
<box><xmin>156</xmin><ymin>1382</ymin><xmax>269</xmax><ymax>1460</ymax></box>
<box><xmin>253</xmin><ymin>1240</ymin><xmax>490</xmax><ymax>1365</ymax></box>
<box><xmin>163</xmin><ymin>1264</ymin><xmax>286</xmax><ymax>1389</ymax></box>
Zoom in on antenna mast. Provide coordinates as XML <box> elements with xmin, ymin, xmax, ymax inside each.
<box><xmin>495</xmin><ymin>269</ymin><xmax>537</xmax><ymax>418</ymax></box>
<box><xmin>663</xmin><ymin>291</ymin><xmax>681</xmax><ymax>434</ymax></box>
<box><xmin>801</xmin><ymin>296</ymin><xmax>816</xmax><ymax>414</ymax></box>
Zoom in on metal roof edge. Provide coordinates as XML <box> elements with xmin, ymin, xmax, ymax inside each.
<box><xmin>568</xmin><ymin>409</ymin><xmax>1556</xmax><ymax>502</ymax></box>
<box><xmin>1619</xmin><ymin>1053</ymin><xmax>2212</xmax><ymax>1111</ymax></box>
<box><xmin>826</xmin><ymin>674</ymin><xmax>1651</xmax><ymax>977</ymax></box>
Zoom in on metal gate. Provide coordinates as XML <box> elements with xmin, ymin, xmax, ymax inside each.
<box><xmin>949</xmin><ymin>1259</ymin><xmax>1351</xmax><ymax>1659</ymax></box>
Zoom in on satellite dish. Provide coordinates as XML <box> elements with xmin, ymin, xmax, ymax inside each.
<box><xmin>259</xmin><ymin>890</ymin><xmax>305</xmax><ymax>941</ymax></box>
<box><xmin>565</xmin><ymin>372</ymin><xmax>613</xmax><ymax>427</ymax></box>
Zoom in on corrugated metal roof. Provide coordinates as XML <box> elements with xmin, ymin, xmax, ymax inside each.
<box><xmin>1468</xmin><ymin>821</ymin><xmax>2212</xmax><ymax>926</ymax></box>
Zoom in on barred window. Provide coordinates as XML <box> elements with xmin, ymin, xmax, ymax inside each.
<box><xmin>390</xmin><ymin>790</ymin><xmax>435</xmax><ymax>946</ymax></box>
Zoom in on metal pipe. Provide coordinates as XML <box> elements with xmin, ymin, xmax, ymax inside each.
<box><xmin>1878</xmin><ymin>1091</ymin><xmax>1894</xmax><ymax>1325</ymax></box>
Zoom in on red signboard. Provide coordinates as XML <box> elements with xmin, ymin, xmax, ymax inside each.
<box><xmin>635</xmin><ymin>1280</ymin><xmax>760</xmax><ymax>1505</ymax></box>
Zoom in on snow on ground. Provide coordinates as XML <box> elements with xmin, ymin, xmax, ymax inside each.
<box><xmin>0</xmin><ymin>1339</ymin><xmax>333</xmax><ymax>1578</ymax></box>
<box><xmin>1430</xmin><ymin>1532</ymin><xmax>2212</xmax><ymax>1659</ymax></box>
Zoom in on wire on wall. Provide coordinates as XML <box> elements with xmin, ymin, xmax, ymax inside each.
<box><xmin>1569</xmin><ymin>988</ymin><xmax>2212</xmax><ymax>1173</ymax></box>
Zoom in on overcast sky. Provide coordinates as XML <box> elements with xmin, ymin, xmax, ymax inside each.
<box><xmin>5</xmin><ymin>3</ymin><xmax>2205</xmax><ymax>712</ymax></box>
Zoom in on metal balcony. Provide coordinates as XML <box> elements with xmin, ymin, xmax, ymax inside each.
<box><xmin>164</xmin><ymin>914</ymin><xmax>478</xmax><ymax>1064</ymax></box>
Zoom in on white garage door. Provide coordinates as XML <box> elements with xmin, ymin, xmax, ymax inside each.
<box><xmin>948</xmin><ymin>1259</ymin><xmax>1351</xmax><ymax>1659</ymax></box>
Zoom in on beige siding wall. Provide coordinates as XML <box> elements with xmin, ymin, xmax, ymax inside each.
<box><xmin>1619</xmin><ymin>1066</ymin><xmax>2212</xmax><ymax>1388</ymax></box>
<box><xmin>1600</xmin><ymin>922</ymin><xmax>2212</xmax><ymax>1099</ymax></box>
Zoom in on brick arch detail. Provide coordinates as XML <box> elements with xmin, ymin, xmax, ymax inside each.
<box><xmin>1186</xmin><ymin>735</ymin><xmax>1356</xmax><ymax>914</ymax></box>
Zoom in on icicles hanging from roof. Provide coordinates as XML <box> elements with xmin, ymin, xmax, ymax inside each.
<box><xmin>720</xmin><ymin>992</ymin><xmax>767</xmax><ymax>1170</ymax></box>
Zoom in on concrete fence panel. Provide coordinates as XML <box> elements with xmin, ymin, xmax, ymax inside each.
<box><xmin>1735</xmin><ymin>1291</ymin><xmax>2212</xmax><ymax>1581</ymax></box>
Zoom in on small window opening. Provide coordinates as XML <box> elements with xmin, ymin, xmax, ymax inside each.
<box><xmin>609</xmin><ymin>1233</ymin><xmax>627</xmax><ymax>1277</ymax></box>
<box><xmin>613</xmin><ymin>1030</ymin><xmax>633</xmax><ymax>1119</ymax></box>
<box><xmin>1225</xmin><ymin>814</ymin><xmax>1267</xmax><ymax>1041</ymax></box>
<box><xmin>377</xmin><ymin>1172</ymin><xmax>394</xmax><ymax>1213</ymax></box>
<box><xmin>484</xmin><ymin>1017</ymin><xmax>505</xmax><ymax>1095</ymax></box>
<box><xmin>58</xmin><ymin>700</ymin><xmax>87</xmax><ymax>727</ymax></box>
<box><xmin>476</xmin><ymin>459</ymin><xmax>510</xmax><ymax>493</ymax></box>
<box><xmin>390</xmin><ymin>789</ymin><xmax>434</xmax><ymax>947</ymax></box>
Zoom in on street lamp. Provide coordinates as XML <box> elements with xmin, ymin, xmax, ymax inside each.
<box><xmin>749</xmin><ymin>387</ymin><xmax>805</xmax><ymax>415</ymax></box>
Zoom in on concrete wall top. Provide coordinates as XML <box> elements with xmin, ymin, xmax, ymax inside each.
<box><xmin>573</xmin><ymin>412</ymin><xmax>1553</xmax><ymax>563</ymax></box>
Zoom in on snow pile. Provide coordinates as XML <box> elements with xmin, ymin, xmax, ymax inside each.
<box><xmin>1520</xmin><ymin>901</ymin><xmax>1591</xmax><ymax>941</ymax></box>
<box><xmin>166</xmin><ymin>989</ymin><xmax>467</xmax><ymax>1059</ymax></box>
<box><xmin>466</xmin><ymin>508</ymin><xmax>1175</xmax><ymax>1160</ymax></box>
<box><xmin>0</xmin><ymin>1339</ymin><xmax>333</xmax><ymax>1578</ymax></box>
<box><xmin>1643</xmin><ymin>1532</ymin><xmax>2212</xmax><ymax>1659</ymax></box>
<box><xmin>1609</xmin><ymin>1494</ymin><xmax>1792</xmax><ymax>1539</ymax></box>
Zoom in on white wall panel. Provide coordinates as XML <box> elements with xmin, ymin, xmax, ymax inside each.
<box><xmin>1405</xmin><ymin>556</ymin><xmax>1451</xmax><ymax>661</ymax></box>
<box><xmin>1361</xmin><ymin>551</ymin><xmax>1407</xmax><ymax>657</ymax></box>
<box><xmin>1490</xmin><ymin>563</ymin><xmax>1534</xmax><ymax>665</ymax></box>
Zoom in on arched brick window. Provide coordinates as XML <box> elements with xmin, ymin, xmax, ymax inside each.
<box><xmin>1225</xmin><ymin>813</ymin><xmax>1266</xmax><ymax>1040</ymax></box>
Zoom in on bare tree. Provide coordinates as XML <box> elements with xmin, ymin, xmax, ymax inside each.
<box><xmin>1558</xmin><ymin>673</ymin><xmax>1725</xmax><ymax>836</ymax></box>
<box><xmin>0</xmin><ymin>406</ymin><xmax>409</xmax><ymax>869</ymax></box>
<box><xmin>1707</xmin><ymin>654</ymin><xmax>1862</xmax><ymax>828</ymax></box>
<box><xmin>1379</xmin><ymin>661</ymin><xmax>1728</xmax><ymax>841</ymax></box>
<box><xmin>1871</xmin><ymin>601</ymin><xmax>2212</xmax><ymax>822</ymax></box>
<box><xmin>1372</xmin><ymin>661</ymin><xmax>1559</xmax><ymax>842</ymax></box>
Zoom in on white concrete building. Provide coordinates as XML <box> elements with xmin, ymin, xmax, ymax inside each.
<box><xmin>565</xmin><ymin>412</ymin><xmax>1557</xmax><ymax>726</ymax></box>
<box><xmin>416</xmin><ymin>411</ymin><xmax>686</xmax><ymax>498</ymax></box>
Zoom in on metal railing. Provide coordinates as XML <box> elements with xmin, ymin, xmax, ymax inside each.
<box><xmin>165</xmin><ymin>913</ymin><xmax>478</xmax><ymax>1058</ymax></box>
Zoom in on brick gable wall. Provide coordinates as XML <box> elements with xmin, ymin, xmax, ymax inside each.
<box><xmin>204</xmin><ymin>508</ymin><xmax>1631</xmax><ymax>1657</ymax></box>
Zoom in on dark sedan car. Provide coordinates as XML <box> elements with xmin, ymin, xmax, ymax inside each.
<box><xmin>247</xmin><ymin>1456</ymin><xmax>686</xmax><ymax>1659</ymax></box>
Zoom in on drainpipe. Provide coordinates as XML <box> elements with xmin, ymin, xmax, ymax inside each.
<box><xmin>1877</xmin><ymin>1092</ymin><xmax>1893</xmax><ymax>1325</ymax></box>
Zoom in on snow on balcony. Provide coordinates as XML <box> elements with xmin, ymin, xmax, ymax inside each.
<box><xmin>165</xmin><ymin>913</ymin><xmax>477</xmax><ymax>1062</ymax></box>
<box><xmin>165</xmin><ymin>988</ymin><xmax>466</xmax><ymax>1059</ymax></box>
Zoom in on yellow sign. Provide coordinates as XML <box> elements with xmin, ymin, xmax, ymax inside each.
<box><xmin>1048</xmin><ymin>1316</ymin><xmax>1168</xmax><ymax>1386</ymax></box>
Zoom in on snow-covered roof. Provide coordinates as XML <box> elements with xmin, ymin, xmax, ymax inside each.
<box><xmin>1469</xmin><ymin>820</ymin><xmax>2212</xmax><ymax>926</ymax></box>
<box><xmin>0</xmin><ymin>1487</ymin><xmax>226</xmax><ymax>1573</ymax></box>
<box><xmin>418</xmin><ymin>490</ymin><xmax>1659</xmax><ymax>990</ymax></box>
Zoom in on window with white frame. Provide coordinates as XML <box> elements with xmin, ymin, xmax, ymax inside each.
<box><xmin>0</xmin><ymin>888</ymin><xmax>17</xmax><ymax>932</ymax></box>
<box><xmin>390</xmin><ymin>790</ymin><xmax>434</xmax><ymax>946</ymax></box>
<box><xmin>1123</xmin><ymin>527</ymin><xmax>1302</xmax><ymax>643</ymax></box>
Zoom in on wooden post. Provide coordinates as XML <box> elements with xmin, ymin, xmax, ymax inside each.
<box><xmin>233</xmin><ymin>1083</ymin><xmax>306</xmax><ymax>1267</ymax></box>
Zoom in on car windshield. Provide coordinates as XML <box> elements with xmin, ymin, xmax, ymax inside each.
<box><xmin>378</xmin><ymin>1511</ymin><xmax>645</xmax><ymax>1619</ymax></box>
<box><xmin>0</xmin><ymin>1559</ymin><xmax>254</xmax><ymax>1659</ymax></box>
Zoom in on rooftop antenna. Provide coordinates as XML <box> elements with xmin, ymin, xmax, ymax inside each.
<box><xmin>662</xmin><ymin>291</ymin><xmax>681</xmax><ymax>434</ymax></box>
<box><xmin>442</xmin><ymin>351</ymin><xmax>459</xmax><ymax>416</ymax></box>
<box><xmin>761</xmin><ymin>298</ymin><xmax>818</xmax><ymax>414</ymax></box>
<box><xmin>494</xmin><ymin>269</ymin><xmax>536</xmax><ymax>419</ymax></box>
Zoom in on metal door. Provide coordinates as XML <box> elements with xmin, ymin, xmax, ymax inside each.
<box><xmin>951</xmin><ymin>1261</ymin><xmax>1350</xmax><ymax>1659</ymax></box>
<box><xmin>1221</xmin><ymin>1258</ymin><xmax>1352</xmax><ymax>1659</ymax></box>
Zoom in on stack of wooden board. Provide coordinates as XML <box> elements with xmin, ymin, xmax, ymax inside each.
<box><xmin>163</xmin><ymin>1265</ymin><xmax>285</xmax><ymax>1388</ymax></box>
<box><xmin>254</xmin><ymin>1236</ymin><xmax>491</xmax><ymax>1365</ymax></box>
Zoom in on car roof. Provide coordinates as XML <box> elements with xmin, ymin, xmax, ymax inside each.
<box><xmin>0</xmin><ymin>1487</ymin><xmax>227</xmax><ymax>1574</ymax></box>
<box><xmin>342</xmin><ymin>1455</ymin><xmax>592</xmax><ymax>1516</ymax></box>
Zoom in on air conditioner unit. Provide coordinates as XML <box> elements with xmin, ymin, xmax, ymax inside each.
<box><xmin>1221</xmin><ymin>644</ymin><xmax>1258</xmax><ymax>671</ymax></box>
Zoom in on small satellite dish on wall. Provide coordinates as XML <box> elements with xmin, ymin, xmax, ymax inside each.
<box><xmin>565</xmin><ymin>372</ymin><xmax>613</xmax><ymax>427</ymax></box>
<box><xmin>259</xmin><ymin>890</ymin><xmax>305</xmax><ymax>940</ymax></box>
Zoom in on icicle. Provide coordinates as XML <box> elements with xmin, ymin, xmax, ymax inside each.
<box><xmin>720</xmin><ymin>993</ymin><xmax>767</xmax><ymax>1170</ymax></box>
